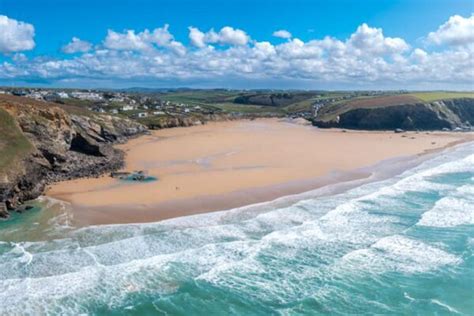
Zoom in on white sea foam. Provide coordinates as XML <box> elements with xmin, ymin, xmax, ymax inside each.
<box><xmin>431</xmin><ymin>299</ymin><xmax>462</xmax><ymax>314</ymax></box>
<box><xmin>0</xmin><ymin>141</ymin><xmax>472</xmax><ymax>314</ymax></box>
<box><xmin>342</xmin><ymin>235</ymin><xmax>461</xmax><ymax>273</ymax></box>
<box><xmin>417</xmin><ymin>193</ymin><xmax>474</xmax><ymax>228</ymax></box>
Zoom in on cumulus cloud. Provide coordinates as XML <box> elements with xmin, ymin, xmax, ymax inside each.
<box><xmin>104</xmin><ymin>24</ymin><xmax>185</xmax><ymax>55</ymax></box>
<box><xmin>188</xmin><ymin>27</ymin><xmax>207</xmax><ymax>48</ymax></box>
<box><xmin>188</xmin><ymin>26</ymin><xmax>249</xmax><ymax>47</ymax></box>
<box><xmin>62</xmin><ymin>37</ymin><xmax>92</xmax><ymax>54</ymax></box>
<box><xmin>427</xmin><ymin>14</ymin><xmax>474</xmax><ymax>46</ymax></box>
<box><xmin>348</xmin><ymin>23</ymin><xmax>409</xmax><ymax>55</ymax></box>
<box><xmin>273</xmin><ymin>29</ymin><xmax>292</xmax><ymax>39</ymax></box>
<box><xmin>2</xmin><ymin>16</ymin><xmax>473</xmax><ymax>89</ymax></box>
<box><xmin>0</xmin><ymin>15</ymin><xmax>35</xmax><ymax>54</ymax></box>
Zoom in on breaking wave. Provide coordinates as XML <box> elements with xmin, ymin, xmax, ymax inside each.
<box><xmin>0</xmin><ymin>142</ymin><xmax>473</xmax><ymax>315</ymax></box>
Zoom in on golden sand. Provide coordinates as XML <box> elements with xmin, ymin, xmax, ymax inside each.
<box><xmin>46</xmin><ymin>119</ymin><xmax>471</xmax><ymax>225</ymax></box>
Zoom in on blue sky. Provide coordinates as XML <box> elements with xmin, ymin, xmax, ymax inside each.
<box><xmin>0</xmin><ymin>0</ymin><xmax>473</xmax><ymax>89</ymax></box>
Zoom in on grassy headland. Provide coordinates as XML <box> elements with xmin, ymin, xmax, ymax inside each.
<box><xmin>0</xmin><ymin>108</ymin><xmax>33</xmax><ymax>174</ymax></box>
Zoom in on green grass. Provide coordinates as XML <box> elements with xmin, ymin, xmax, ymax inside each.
<box><xmin>282</xmin><ymin>97</ymin><xmax>318</xmax><ymax>113</ymax></box>
<box><xmin>409</xmin><ymin>92</ymin><xmax>474</xmax><ymax>102</ymax></box>
<box><xmin>160</xmin><ymin>91</ymin><xmax>242</xmax><ymax>105</ymax></box>
<box><xmin>0</xmin><ymin>108</ymin><xmax>33</xmax><ymax>173</ymax></box>
<box><xmin>213</xmin><ymin>103</ymin><xmax>286</xmax><ymax>114</ymax></box>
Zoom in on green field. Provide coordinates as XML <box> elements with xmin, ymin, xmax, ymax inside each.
<box><xmin>213</xmin><ymin>102</ymin><xmax>286</xmax><ymax>114</ymax></box>
<box><xmin>160</xmin><ymin>91</ymin><xmax>241</xmax><ymax>106</ymax></box>
<box><xmin>409</xmin><ymin>92</ymin><xmax>474</xmax><ymax>102</ymax></box>
<box><xmin>0</xmin><ymin>108</ymin><xmax>33</xmax><ymax>173</ymax></box>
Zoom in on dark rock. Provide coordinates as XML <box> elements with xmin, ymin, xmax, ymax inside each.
<box><xmin>312</xmin><ymin>98</ymin><xmax>474</xmax><ymax>130</ymax></box>
<box><xmin>0</xmin><ymin>95</ymin><xmax>148</xmax><ymax>212</ymax></box>
<box><xmin>0</xmin><ymin>202</ymin><xmax>8</xmax><ymax>219</ymax></box>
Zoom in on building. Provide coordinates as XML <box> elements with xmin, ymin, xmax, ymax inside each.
<box><xmin>121</xmin><ymin>105</ymin><xmax>135</xmax><ymax>111</ymax></box>
<box><xmin>71</xmin><ymin>91</ymin><xmax>103</xmax><ymax>101</ymax></box>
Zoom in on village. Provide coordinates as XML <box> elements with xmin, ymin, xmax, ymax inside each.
<box><xmin>0</xmin><ymin>87</ymin><xmax>218</xmax><ymax>120</ymax></box>
<box><xmin>0</xmin><ymin>87</ymin><xmax>420</xmax><ymax>127</ymax></box>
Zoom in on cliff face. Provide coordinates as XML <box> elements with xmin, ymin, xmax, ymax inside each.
<box><xmin>0</xmin><ymin>95</ymin><xmax>147</xmax><ymax>216</ymax></box>
<box><xmin>312</xmin><ymin>98</ymin><xmax>474</xmax><ymax>130</ymax></box>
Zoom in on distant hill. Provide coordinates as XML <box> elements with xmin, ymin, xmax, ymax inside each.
<box><xmin>312</xmin><ymin>93</ymin><xmax>474</xmax><ymax>130</ymax></box>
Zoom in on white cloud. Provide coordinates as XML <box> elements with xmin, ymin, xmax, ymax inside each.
<box><xmin>103</xmin><ymin>24</ymin><xmax>185</xmax><ymax>54</ymax></box>
<box><xmin>427</xmin><ymin>14</ymin><xmax>474</xmax><ymax>46</ymax></box>
<box><xmin>188</xmin><ymin>27</ymin><xmax>206</xmax><ymax>48</ymax></box>
<box><xmin>188</xmin><ymin>26</ymin><xmax>249</xmax><ymax>47</ymax></box>
<box><xmin>218</xmin><ymin>26</ymin><xmax>249</xmax><ymax>46</ymax></box>
<box><xmin>411</xmin><ymin>48</ymin><xmax>428</xmax><ymax>62</ymax></box>
<box><xmin>348</xmin><ymin>23</ymin><xmax>409</xmax><ymax>55</ymax></box>
<box><xmin>104</xmin><ymin>29</ymin><xmax>151</xmax><ymax>51</ymax></box>
<box><xmin>62</xmin><ymin>37</ymin><xmax>92</xmax><ymax>54</ymax></box>
<box><xmin>2</xmin><ymin>19</ymin><xmax>473</xmax><ymax>89</ymax></box>
<box><xmin>273</xmin><ymin>29</ymin><xmax>292</xmax><ymax>39</ymax></box>
<box><xmin>0</xmin><ymin>15</ymin><xmax>35</xmax><ymax>54</ymax></box>
<box><xmin>12</xmin><ymin>53</ymin><xmax>27</xmax><ymax>62</ymax></box>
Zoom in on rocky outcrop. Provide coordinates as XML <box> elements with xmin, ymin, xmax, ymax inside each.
<box><xmin>312</xmin><ymin>98</ymin><xmax>474</xmax><ymax>130</ymax></box>
<box><xmin>142</xmin><ymin>113</ymin><xmax>277</xmax><ymax>130</ymax></box>
<box><xmin>0</xmin><ymin>95</ymin><xmax>147</xmax><ymax>216</ymax></box>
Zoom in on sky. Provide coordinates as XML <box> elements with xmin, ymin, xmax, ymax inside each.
<box><xmin>0</xmin><ymin>0</ymin><xmax>473</xmax><ymax>90</ymax></box>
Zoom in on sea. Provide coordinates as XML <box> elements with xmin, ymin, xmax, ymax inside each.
<box><xmin>0</xmin><ymin>142</ymin><xmax>473</xmax><ymax>315</ymax></box>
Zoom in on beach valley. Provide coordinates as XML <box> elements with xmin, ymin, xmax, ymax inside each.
<box><xmin>46</xmin><ymin>119</ymin><xmax>470</xmax><ymax>225</ymax></box>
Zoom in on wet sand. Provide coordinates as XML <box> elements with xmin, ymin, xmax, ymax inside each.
<box><xmin>46</xmin><ymin>119</ymin><xmax>472</xmax><ymax>226</ymax></box>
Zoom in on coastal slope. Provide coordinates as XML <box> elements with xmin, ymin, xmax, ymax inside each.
<box><xmin>312</xmin><ymin>96</ymin><xmax>474</xmax><ymax>130</ymax></box>
<box><xmin>0</xmin><ymin>95</ymin><xmax>147</xmax><ymax>216</ymax></box>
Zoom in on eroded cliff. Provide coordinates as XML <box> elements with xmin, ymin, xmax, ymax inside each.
<box><xmin>312</xmin><ymin>98</ymin><xmax>474</xmax><ymax>130</ymax></box>
<box><xmin>0</xmin><ymin>95</ymin><xmax>147</xmax><ymax>217</ymax></box>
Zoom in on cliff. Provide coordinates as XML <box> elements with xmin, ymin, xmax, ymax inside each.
<box><xmin>0</xmin><ymin>95</ymin><xmax>147</xmax><ymax>217</ymax></box>
<box><xmin>312</xmin><ymin>98</ymin><xmax>474</xmax><ymax>130</ymax></box>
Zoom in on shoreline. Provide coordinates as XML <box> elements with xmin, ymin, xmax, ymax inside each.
<box><xmin>45</xmin><ymin>119</ymin><xmax>474</xmax><ymax>226</ymax></box>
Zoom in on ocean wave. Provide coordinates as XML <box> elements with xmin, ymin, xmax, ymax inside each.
<box><xmin>0</xmin><ymin>142</ymin><xmax>473</xmax><ymax>314</ymax></box>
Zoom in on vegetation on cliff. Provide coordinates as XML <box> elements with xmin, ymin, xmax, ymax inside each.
<box><xmin>0</xmin><ymin>95</ymin><xmax>147</xmax><ymax>216</ymax></box>
<box><xmin>312</xmin><ymin>95</ymin><xmax>474</xmax><ymax>130</ymax></box>
<box><xmin>0</xmin><ymin>108</ymin><xmax>33</xmax><ymax>175</ymax></box>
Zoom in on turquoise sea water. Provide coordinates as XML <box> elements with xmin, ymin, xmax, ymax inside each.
<box><xmin>0</xmin><ymin>143</ymin><xmax>473</xmax><ymax>315</ymax></box>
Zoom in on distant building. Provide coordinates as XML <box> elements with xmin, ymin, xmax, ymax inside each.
<box><xmin>121</xmin><ymin>105</ymin><xmax>135</xmax><ymax>111</ymax></box>
<box><xmin>27</xmin><ymin>92</ymin><xmax>44</xmax><ymax>100</ymax></box>
<box><xmin>110</xmin><ymin>96</ymin><xmax>125</xmax><ymax>102</ymax></box>
<box><xmin>135</xmin><ymin>112</ymin><xmax>148</xmax><ymax>118</ymax></box>
<box><xmin>110</xmin><ymin>109</ymin><xmax>119</xmax><ymax>114</ymax></box>
<box><xmin>71</xmin><ymin>91</ymin><xmax>103</xmax><ymax>101</ymax></box>
<box><xmin>153</xmin><ymin>111</ymin><xmax>165</xmax><ymax>115</ymax></box>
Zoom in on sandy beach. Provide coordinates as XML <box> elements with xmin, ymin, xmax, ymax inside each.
<box><xmin>46</xmin><ymin>119</ymin><xmax>471</xmax><ymax>226</ymax></box>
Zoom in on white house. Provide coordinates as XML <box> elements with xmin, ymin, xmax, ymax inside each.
<box><xmin>71</xmin><ymin>91</ymin><xmax>103</xmax><ymax>101</ymax></box>
<box><xmin>121</xmin><ymin>105</ymin><xmax>135</xmax><ymax>111</ymax></box>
